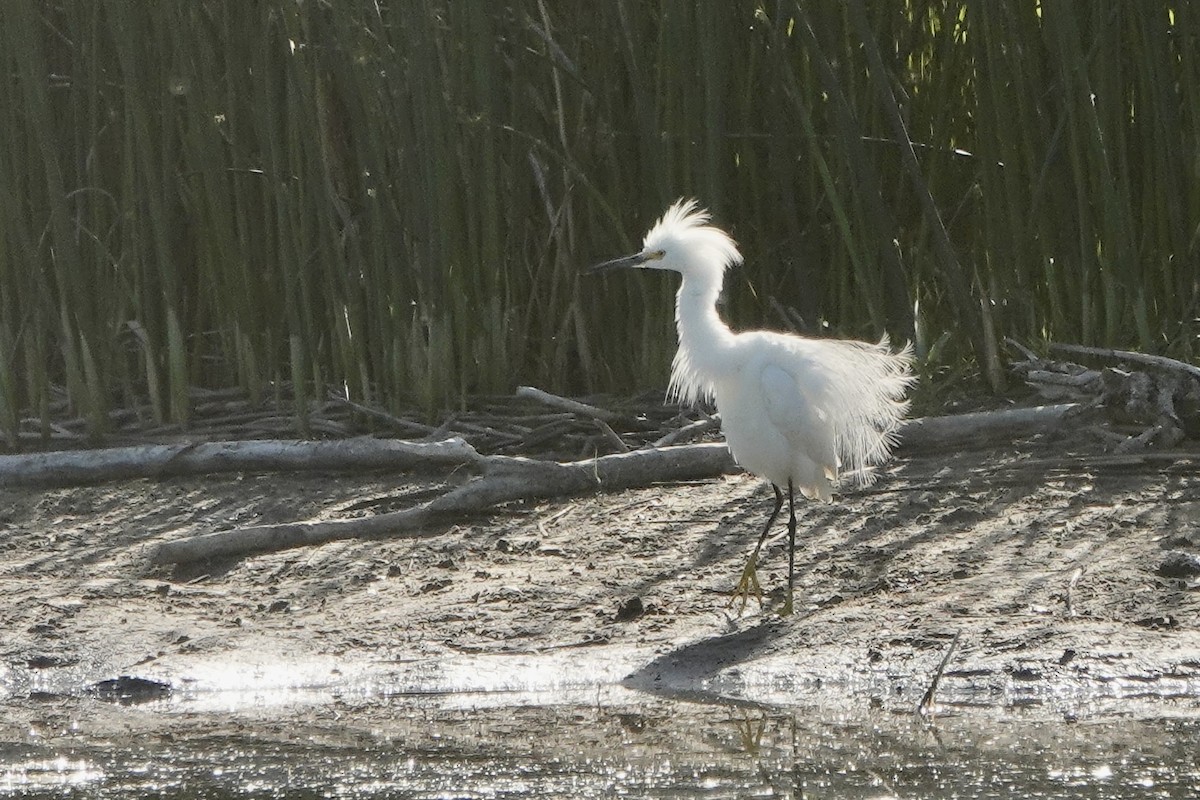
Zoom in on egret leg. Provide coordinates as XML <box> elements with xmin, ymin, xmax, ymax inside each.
<box><xmin>730</xmin><ymin>484</ymin><xmax>784</xmax><ymax>612</ymax></box>
<box><xmin>781</xmin><ymin>479</ymin><xmax>797</xmax><ymax>616</ymax></box>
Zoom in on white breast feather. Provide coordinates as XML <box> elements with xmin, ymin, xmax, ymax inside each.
<box><xmin>667</xmin><ymin>344</ymin><xmax>712</xmax><ymax>407</ymax></box>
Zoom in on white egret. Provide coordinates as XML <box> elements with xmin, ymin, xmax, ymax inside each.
<box><xmin>590</xmin><ymin>199</ymin><xmax>914</xmax><ymax>615</ymax></box>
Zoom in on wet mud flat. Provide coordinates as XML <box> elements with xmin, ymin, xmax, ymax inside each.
<box><xmin>2</xmin><ymin>437</ymin><xmax>1199</xmax><ymax>795</ymax></box>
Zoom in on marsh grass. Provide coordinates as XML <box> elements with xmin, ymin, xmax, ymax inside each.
<box><xmin>1</xmin><ymin>2</ymin><xmax>1196</xmax><ymax>440</ymax></box>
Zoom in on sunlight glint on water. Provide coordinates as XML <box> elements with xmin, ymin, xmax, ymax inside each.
<box><xmin>2</xmin><ymin>694</ymin><xmax>1198</xmax><ymax>797</ymax></box>
<box><xmin>0</xmin><ymin>757</ymin><xmax>105</xmax><ymax>791</ymax></box>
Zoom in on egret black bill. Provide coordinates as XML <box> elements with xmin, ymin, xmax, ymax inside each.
<box><xmin>586</xmin><ymin>250</ymin><xmax>663</xmax><ymax>274</ymax></box>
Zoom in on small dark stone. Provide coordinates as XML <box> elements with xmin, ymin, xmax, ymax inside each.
<box><xmin>267</xmin><ymin>599</ymin><xmax>290</xmax><ymax>613</ymax></box>
<box><xmin>1135</xmin><ymin>614</ymin><xmax>1178</xmax><ymax>630</ymax></box>
<box><xmin>617</xmin><ymin>713</ymin><xmax>648</xmax><ymax>732</ymax></box>
<box><xmin>27</xmin><ymin>654</ymin><xmax>78</xmax><ymax>670</ymax></box>
<box><xmin>615</xmin><ymin>596</ymin><xmax>644</xmax><ymax>622</ymax></box>
<box><xmin>1157</xmin><ymin>551</ymin><xmax>1200</xmax><ymax>579</ymax></box>
<box><xmin>88</xmin><ymin>675</ymin><xmax>172</xmax><ymax>705</ymax></box>
<box><xmin>1010</xmin><ymin>665</ymin><xmax>1040</xmax><ymax>681</ymax></box>
<box><xmin>496</xmin><ymin>538</ymin><xmax>539</xmax><ymax>554</ymax></box>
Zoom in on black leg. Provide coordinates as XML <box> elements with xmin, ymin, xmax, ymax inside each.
<box><xmin>730</xmin><ymin>483</ymin><xmax>784</xmax><ymax>611</ymax></box>
<box><xmin>754</xmin><ymin>483</ymin><xmax>785</xmax><ymax>557</ymax></box>
<box><xmin>784</xmin><ymin>479</ymin><xmax>797</xmax><ymax>615</ymax></box>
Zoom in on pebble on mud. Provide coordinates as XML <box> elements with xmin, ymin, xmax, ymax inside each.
<box><xmin>1157</xmin><ymin>551</ymin><xmax>1200</xmax><ymax>579</ymax></box>
<box><xmin>615</xmin><ymin>596</ymin><xmax>644</xmax><ymax>622</ymax></box>
<box><xmin>87</xmin><ymin>675</ymin><xmax>172</xmax><ymax>705</ymax></box>
<box><xmin>419</xmin><ymin>578</ymin><xmax>453</xmax><ymax>594</ymax></box>
<box><xmin>26</xmin><ymin>654</ymin><xmax>78</xmax><ymax>669</ymax></box>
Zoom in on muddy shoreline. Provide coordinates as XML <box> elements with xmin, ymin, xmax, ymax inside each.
<box><xmin>2</xmin><ymin>437</ymin><xmax>1199</xmax><ymax>734</ymax></box>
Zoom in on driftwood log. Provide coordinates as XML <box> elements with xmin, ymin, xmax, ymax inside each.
<box><xmin>1009</xmin><ymin>339</ymin><xmax>1200</xmax><ymax>452</ymax></box>
<box><xmin>146</xmin><ymin>404</ymin><xmax>1079</xmax><ymax>565</ymax></box>
<box><xmin>7</xmin><ymin>343</ymin><xmax>1190</xmax><ymax>565</ymax></box>
<box><xmin>151</xmin><ymin>442</ymin><xmax>736</xmax><ymax>564</ymax></box>
<box><xmin>1047</xmin><ymin>342</ymin><xmax>1200</xmax><ymax>382</ymax></box>
<box><xmin>0</xmin><ymin>437</ymin><xmax>482</xmax><ymax>489</ymax></box>
<box><xmin>896</xmin><ymin>404</ymin><xmax>1076</xmax><ymax>451</ymax></box>
<box><xmin>1</xmin><ymin>405</ymin><xmax>1076</xmax><ymax>491</ymax></box>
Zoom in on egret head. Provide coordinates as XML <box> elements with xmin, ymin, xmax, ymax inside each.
<box><xmin>589</xmin><ymin>199</ymin><xmax>742</xmax><ymax>285</ymax></box>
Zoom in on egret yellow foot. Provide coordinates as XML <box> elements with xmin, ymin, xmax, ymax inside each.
<box><xmin>728</xmin><ymin>558</ymin><xmax>764</xmax><ymax>613</ymax></box>
<box><xmin>779</xmin><ymin>591</ymin><xmax>794</xmax><ymax>617</ymax></box>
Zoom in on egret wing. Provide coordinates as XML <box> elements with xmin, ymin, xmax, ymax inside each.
<box><xmin>789</xmin><ymin>336</ymin><xmax>914</xmax><ymax>485</ymax></box>
<box><xmin>759</xmin><ymin>361</ymin><xmax>839</xmax><ymax>487</ymax></box>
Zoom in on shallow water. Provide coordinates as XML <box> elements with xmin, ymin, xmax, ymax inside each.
<box><xmin>3</xmin><ymin>685</ymin><xmax>1198</xmax><ymax>799</ymax></box>
<box><xmin>4</xmin><ymin>646</ymin><xmax>1199</xmax><ymax>798</ymax></box>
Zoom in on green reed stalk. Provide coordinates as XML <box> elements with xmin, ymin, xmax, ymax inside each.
<box><xmin>0</xmin><ymin>1</ymin><xmax>1196</xmax><ymax>442</ymax></box>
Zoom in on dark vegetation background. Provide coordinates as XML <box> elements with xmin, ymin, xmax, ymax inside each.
<box><xmin>1</xmin><ymin>1</ymin><xmax>1197</xmax><ymax>441</ymax></box>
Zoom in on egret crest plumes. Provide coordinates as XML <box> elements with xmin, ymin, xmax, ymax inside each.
<box><xmin>639</xmin><ymin>199</ymin><xmax>743</xmax><ymax>286</ymax></box>
<box><xmin>590</xmin><ymin>198</ymin><xmax>915</xmax><ymax>614</ymax></box>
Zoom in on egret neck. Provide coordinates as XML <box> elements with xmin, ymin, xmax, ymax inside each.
<box><xmin>670</xmin><ymin>274</ymin><xmax>735</xmax><ymax>406</ymax></box>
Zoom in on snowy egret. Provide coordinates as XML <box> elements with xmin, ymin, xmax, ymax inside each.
<box><xmin>590</xmin><ymin>199</ymin><xmax>914</xmax><ymax>615</ymax></box>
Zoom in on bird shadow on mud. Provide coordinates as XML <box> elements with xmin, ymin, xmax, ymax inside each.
<box><xmin>621</xmin><ymin>615</ymin><xmax>791</xmax><ymax>696</ymax></box>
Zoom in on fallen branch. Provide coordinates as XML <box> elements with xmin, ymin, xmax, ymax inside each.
<box><xmin>652</xmin><ymin>414</ymin><xmax>720</xmax><ymax>447</ymax></box>
<box><xmin>4</xmin><ymin>405</ymin><xmax>1079</xmax><ymax>492</ymax></box>
<box><xmin>918</xmin><ymin>630</ymin><xmax>961</xmax><ymax>715</ymax></box>
<box><xmin>1113</xmin><ymin>416</ymin><xmax>1185</xmax><ymax>454</ymax></box>
<box><xmin>151</xmin><ymin>406</ymin><xmax>1088</xmax><ymax>564</ymax></box>
<box><xmin>515</xmin><ymin>385</ymin><xmax>624</xmax><ymax>423</ymax></box>
<box><xmin>894</xmin><ymin>404</ymin><xmax>1078</xmax><ymax>452</ymax></box>
<box><xmin>1065</xmin><ymin>567</ymin><xmax>1085</xmax><ymax>617</ymax></box>
<box><xmin>325</xmin><ymin>392</ymin><xmax>440</xmax><ymax>437</ymax></box>
<box><xmin>515</xmin><ymin>385</ymin><xmax>655</xmax><ymax>438</ymax></box>
<box><xmin>152</xmin><ymin>442</ymin><xmax>736</xmax><ymax>564</ymax></box>
<box><xmin>0</xmin><ymin>437</ymin><xmax>483</xmax><ymax>488</ymax></box>
<box><xmin>1009</xmin><ymin>340</ymin><xmax>1200</xmax><ymax>451</ymax></box>
<box><xmin>1048</xmin><ymin>343</ymin><xmax>1200</xmax><ymax>382</ymax></box>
